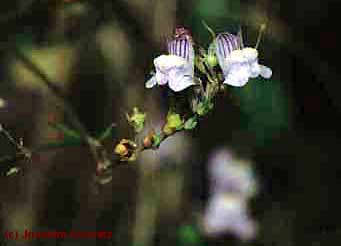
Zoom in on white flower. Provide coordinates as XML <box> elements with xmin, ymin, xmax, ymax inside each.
<box><xmin>145</xmin><ymin>28</ymin><xmax>195</xmax><ymax>92</ymax></box>
<box><xmin>215</xmin><ymin>33</ymin><xmax>272</xmax><ymax>87</ymax></box>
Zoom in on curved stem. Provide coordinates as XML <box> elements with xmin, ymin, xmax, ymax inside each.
<box><xmin>13</xmin><ymin>47</ymin><xmax>112</xmax><ymax>177</ymax></box>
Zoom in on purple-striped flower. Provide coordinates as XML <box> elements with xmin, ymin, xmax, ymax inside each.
<box><xmin>145</xmin><ymin>28</ymin><xmax>195</xmax><ymax>92</ymax></box>
<box><xmin>215</xmin><ymin>33</ymin><xmax>272</xmax><ymax>87</ymax></box>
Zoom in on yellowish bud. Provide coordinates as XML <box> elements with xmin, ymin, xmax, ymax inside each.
<box><xmin>143</xmin><ymin>129</ymin><xmax>156</xmax><ymax>148</ymax></box>
<box><xmin>114</xmin><ymin>143</ymin><xmax>128</xmax><ymax>156</ymax></box>
<box><xmin>162</xmin><ymin>124</ymin><xmax>175</xmax><ymax>136</ymax></box>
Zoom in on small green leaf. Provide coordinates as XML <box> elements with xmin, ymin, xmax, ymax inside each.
<box><xmin>49</xmin><ymin>123</ymin><xmax>81</xmax><ymax>139</ymax></box>
<box><xmin>178</xmin><ymin>224</ymin><xmax>203</xmax><ymax>246</ymax></box>
<box><xmin>35</xmin><ymin>137</ymin><xmax>83</xmax><ymax>152</ymax></box>
<box><xmin>184</xmin><ymin>117</ymin><xmax>198</xmax><ymax>130</ymax></box>
<box><xmin>195</xmin><ymin>56</ymin><xmax>207</xmax><ymax>74</ymax></box>
<box><xmin>152</xmin><ymin>133</ymin><xmax>162</xmax><ymax>148</ymax></box>
<box><xmin>196</xmin><ymin>99</ymin><xmax>214</xmax><ymax>116</ymax></box>
<box><xmin>97</xmin><ymin>123</ymin><xmax>115</xmax><ymax>141</ymax></box>
<box><xmin>6</xmin><ymin>167</ymin><xmax>20</xmax><ymax>176</ymax></box>
<box><xmin>126</xmin><ymin>107</ymin><xmax>146</xmax><ymax>133</ymax></box>
<box><xmin>207</xmin><ymin>100</ymin><xmax>214</xmax><ymax>110</ymax></box>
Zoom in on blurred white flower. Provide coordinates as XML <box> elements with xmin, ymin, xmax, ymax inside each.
<box><xmin>202</xmin><ymin>148</ymin><xmax>259</xmax><ymax>241</ymax></box>
<box><xmin>202</xmin><ymin>193</ymin><xmax>258</xmax><ymax>241</ymax></box>
<box><xmin>208</xmin><ymin>148</ymin><xmax>258</xmax><ymax>198</ymax></box>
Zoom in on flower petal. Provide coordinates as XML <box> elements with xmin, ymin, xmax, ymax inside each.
<box><xmin>224</xmin><ymin>63</ymin><xmax>250</xmax><ymax>87</ymax></box>
<box><xmin>216</xmin><ymin>33</ymin><xmax>240</xmax><ymax>58</ymax></box>
<box><xmin>167</xmin><ymin>65</ymin><xmax>194</xmax><ymax>92</ymax></box>
<box><xmin>203</xmin><ymin>194</ymin><xmax>257</xmax><ymax>240</ymax></box>
<box><xmin>154</xmin><ymin>55</ymin><xmax>186</xmax><ymax>72</ymax></box>
<box><xmin>154</xmin><ymin>55</ymin><xmax>188</xmax><ymax>86</ymax></box>
<box><xmin>168</xmin><ymin>31</ymin><xmax>195</xmax><ymax>70</ymax></box>
<box><xmin>229</xmin><ymin>49</ymin><xmax>248</xmax><ymax>63</ymax></box>
<box><xmin>155</xmin><ymin>70</ymin><xmax>168</xmax><ymax>85</ymax></box>
<box><xmin>259</xmin><ymin>64</ymin><xmax>272</xmax><ymax>78</ymax></box>
<box><xmin>208</xmin><ymin>148</ymin><xmax>258</xmax><ymax>198</ymax></box>
<box><xmin>145</xmin><ymin>75</ymin><xmax>157</xmax><ymax>88</ymax></box>
<box><xmin>215</xmin><ymin>33</ymin><xmax>240</xmax><ymax>75</ymax></box>
<box><xmin>249</xmin><ymin>61</ymin><xmax>261</xmax><ymax>78</ymax></box>
<box><xmin>241</xmin><ymin>47</ymin><xmax>258</xmax><ymax>62</ymax></box>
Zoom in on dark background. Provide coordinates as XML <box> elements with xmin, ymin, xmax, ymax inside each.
<box><xmin>0</xmin><ymin>0</ymin><xmax>341</xmax><ymax>246</ymax></box>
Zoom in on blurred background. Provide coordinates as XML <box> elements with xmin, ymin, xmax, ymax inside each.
<box><xmin>0</xmin><ymin>0</ymin><xmax>341</xmax><ymax>246</ymax></box>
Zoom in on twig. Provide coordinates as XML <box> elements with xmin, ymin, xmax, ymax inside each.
<box><xmin>0</xmin><ymin>124</ymin><xmax>32</xmax><ymax>159</ymax></box>
<box><xmin>12</xmin><ymin>47</ymin><xmax>112</xmax><ymax>177</ymax></box>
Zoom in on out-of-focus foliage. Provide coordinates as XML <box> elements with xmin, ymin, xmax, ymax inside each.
<box><xmin>232</xmin><ymin>78</ymin><xmax>290</xmax><ymax>147</ymax></box>
<box><xmin>189</xmin><ymin>0</ymin><xmax>240</xmax><ymax>45</ymax></box>
<box><xmin>177</xmin><ymin>224</ymin><xmax>204</xmax><ymax>246</ymax></box>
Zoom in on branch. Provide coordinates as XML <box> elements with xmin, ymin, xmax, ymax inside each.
<box><xmin>12</xmin><ymin>47</ymin><xmax>112</xmax><ymax>180</ymax></box>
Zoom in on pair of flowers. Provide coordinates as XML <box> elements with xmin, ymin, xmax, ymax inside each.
<box><xmin>146</xmin><ymin>27</ymin><xmax>272</xmax><ymax>92</ymax></box>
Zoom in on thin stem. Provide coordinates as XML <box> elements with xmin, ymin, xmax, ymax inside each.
<box><xmin>13</xmin><ymin>47</ymin><xmax>112</xmax><ymax>175</ymax></box>
<box><xmin>201</xmin><ymin>20</ymin><xmax>216</xmax><ymax>40</ymax></box>
<box><xmin>0</xmin><ymin>124</ymin><xmax>32</xmax><ymax>159</ymax></box>
<box><xmin>1</xmin><ymin>125</ymin><xmax>21</xmax><ymax>149</ymax></box>
<box><xmin>255</xmin><ymin>23</ymin><xmax>267</xmax><ymax>50</ymax></box>
<box><xmin>238</xmin><ymin>26</ymin><xmax>244</xmax><ymax>49</ymax></box>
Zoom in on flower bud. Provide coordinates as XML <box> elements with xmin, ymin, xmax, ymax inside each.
<box><xmin>126</xmin><ymin>107</ymin><xmax>146</xmax><ymax>133</ymax></box>
<box><xmin>143</xmin><ymin>129</ymin><xmax>156</xmax><ymax>148</ymax></box>
<box><xmin>114</xmin><ymin>139</ymin><xmax>137</xmax><ymax>162</ymax></box>
<box><xmin>114</xmin><ymin>143</ymin><xmax>128</xmax><ymax>156</ymax></box>
<box><xmin>162</xmin><ymin>124</ymin><xmax>175</xmax><ymax>136</ymax></box>
<box><xmin>162</xmin><ymin>112</ymin><xmax>184</xmax><ymax>136</ymax></box>
<box><xmin>206</xmin><ymin>54</ymin><xmax>218</xmax><ymax>68</ymax></box>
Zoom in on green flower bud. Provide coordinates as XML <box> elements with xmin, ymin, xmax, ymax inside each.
<box><xmin>205</xmin><ymin>54</ymin><xmax>217</xmax><ymax>68</ymax></box>
<box><xmin>184</xmin><ymin>117</ymin><xmax>198</xmax><ymax>130</ymax></box>
<box><xmin>166</xmin><ymin>112</ymin><xmax>183</xmax><ymax>131</ymax></box>
<box><xmin>126</xmin><ymin>107</ymin><xmax>146</xmax><ymax>133</ymax></box>
<box><xmin>196</xmin><ymin>99</ymin><xmax>214</xmax><ymax>116</ymax></box>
